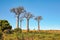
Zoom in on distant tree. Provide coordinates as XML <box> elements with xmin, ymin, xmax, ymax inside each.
<box><xmin>34</xmin><ymin>16</ymin><xmax>42</xmax><ymax>31</ymax></box>
<box><xmin>24</xmin><ymin>12</ymin><xmax>34</xmax><ymax>32</ymax></box>
<box><xmin>10</xmin><ymin>7</ymin><xmax>25</xmax><ymax>28</ymax></box>
<box><xmin>20</xmin><ymin>17</ymin><xmax>24</xmax><ymax>29</ymax></box>
<box><xmin>0</xmin><ymin>20</ymin><xmax>12</xmax><ymax>32</ymax></box>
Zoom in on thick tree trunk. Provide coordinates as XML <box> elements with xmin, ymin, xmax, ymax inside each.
<box><xmin>38</xmin><ymin>20</ymin><xmax>40</xmax><ymax>31</ymax></box>
<box><xmin>16</xmin><ymin>15</ymin><xmax>19</xmax><ymax>28</ymax></box>
<box><xmin>26</xmin><ymin>19</ymin><xmax>29</xmax><ymax>32</ymax></box>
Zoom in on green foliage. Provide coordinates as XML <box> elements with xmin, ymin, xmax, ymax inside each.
<box><xmin>13</xmin><ymin>28</ymin><xmax>22</xmax><ymax>33</ymax></box>
<box><xmin>0</xmin><ymin>20</ymin><xmax>12</xmax><ymax>31</ymax></box>
<box><xmin>0</xmin><ymin>32</ymin><xmax>2</xmax><ymax>37</ymax></box>
<box><xmin>3</xmin><ymin>29</ymin><xmax>12</xmax><ymax>34</ymax></box>
<box><xmin>2</xmin><ymin>31</ymin><xmax>60</xmax><ymax>40</ymax></box>
<box><xmin>0</xmin><ymin>31</ymin><xmax>2</xmax><ymax>39</ymax></box>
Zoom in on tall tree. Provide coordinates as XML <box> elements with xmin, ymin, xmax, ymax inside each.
<box><xmin>24</xmin><ymin>12</ymin><xmax>34</xmax><ymax>32</ymax></box>
<box><xmin>34</xmin><ymin>16</ymin><xmax>42</xmax><ymax>31</ymax></box>
<box><xmin>10</xmin><ymin>7</ymin><xmax>24</xmax><ymax>28</ymax></box>
<box><xmin>20</xmin><ymin>17</ymin><xmax>24</xmax><ymax>29</ymax></box>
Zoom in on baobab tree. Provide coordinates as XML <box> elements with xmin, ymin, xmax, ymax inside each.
<box><xmin>10</xmin><ymin>7</ymin><xmax>24</xmax><ymax>28</ymax></box>
<box><xmin>20</xmin><ymin>17</ymin><xmax>24</xmax><ymax>29</ymax></box>
<box><xmin>34</xmin><ymin>16</ymin><xmax>42</xmax><ymax>31</ymax></box>
<box><xmin>24</xmin><ymin>12</ymin><xmax>34</xmax><ymax>32</ymax></box>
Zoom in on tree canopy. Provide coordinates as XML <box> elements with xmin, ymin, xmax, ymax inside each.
<box><xmin>0</xmin><ymin>20</ymin><xmax>12</xmax><ymax>31</ymax></box>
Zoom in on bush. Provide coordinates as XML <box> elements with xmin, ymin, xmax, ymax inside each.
<box><xmin>3</xmin><ymin>29</ymin><xmax>12</xmax><ymax>34</ymax></box>
<box><xmin>0</xmin><ymin>31</ymin><xmax>2</xmax><ymax>39</ymax></box>
<box><xmin>13</xmin><ymin>28</ymin><xmax>22</xmax><ymax>33</ymax></box>
<box><xmin>0</xmin><ymin>20</ymin><xmax>12</xmax><ymax>32</ymax></box>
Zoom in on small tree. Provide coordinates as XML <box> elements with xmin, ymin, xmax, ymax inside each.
<box><xmin>24</xmin><ymin>12</ymin><xmax>34</xmax><ymax>32</ymax></box>
<box><xmin>0</xmin><ymin>20</ymin><xmax>12</xmax><ymax>33</ymax></box>
<box><xmin>10</xmin><ymin>7</ymin><xmax>24</xmax><ymax>28</ymax></box>
<box><xmin>34</xmin><ymin>16</ymin><xmax>42</xmax><ymax>31</ymax></box>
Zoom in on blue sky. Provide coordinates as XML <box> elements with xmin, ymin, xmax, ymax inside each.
<box><xmin>0</xmin><ymin>0</ymin><xmax>60</xmax><ymax>30</ymax></box>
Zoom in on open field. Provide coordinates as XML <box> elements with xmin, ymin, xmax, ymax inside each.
<box><xmin>2</xmin><ymin>30</ymin><xmax>60</xmax><ymax>40</ymax></box>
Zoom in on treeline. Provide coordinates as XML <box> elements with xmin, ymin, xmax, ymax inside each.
<box><xmin>10</xmin><ymin>6</ymin><xmax>42</xmax><ymax>32</ymax></box>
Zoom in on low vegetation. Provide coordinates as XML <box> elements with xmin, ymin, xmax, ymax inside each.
<box><xmin>0</xmin><ymin>20</ymin><xmax>60</xmax><ymax>40</ymax></box>
<box><xmin>1</xmin><ymin>30</ymin><xmax>60</xmax><ymax>40</ymax></box>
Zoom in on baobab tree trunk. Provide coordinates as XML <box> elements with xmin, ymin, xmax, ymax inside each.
<box><xmin>38</xmin><ymin>20</ymin><xmax>40</xmax><ymax>31</ymax></box>
<box><xmin>16</xmin><ymin>15</ymin><xmax>19</xmax><ymax>28</ymax></box>
<box><xmin>20</xmin><ymin>21</ymin><xmax>22</xmax><ymax>29</ymax></box>
<box><xmin>26</xmin><ymin>19</ymin><xmax>29</xmax><ymax>32</ymax></box>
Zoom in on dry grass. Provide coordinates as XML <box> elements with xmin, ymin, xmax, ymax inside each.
<box><xmin>22</xmin><ymin>30</ymin><xmax>60</xmax><ymax>33</ymax></box>
<box><xmin>2</xmin><ymin>30</ymin><xmax>60</xmax><ymax>40</ymax></box>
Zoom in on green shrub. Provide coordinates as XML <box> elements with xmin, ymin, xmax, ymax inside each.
<box><xmin>0</xmin><ymin>20</ymin><xmax>12</xmax><ymax>32</ymax></box>
<box><xmin>0</xmin><ymin>31</ymin><xmax>2</xmax><ymax>39</ymax></box>
<box><xmin>13</xmin><ymin>28</ymin><xmax>22</xmax><ymax>33</ymax></box>
<box><xmin>3</xmin><ymin>29</ymin><xmax>12</xmax><ymax>34</ymax></box>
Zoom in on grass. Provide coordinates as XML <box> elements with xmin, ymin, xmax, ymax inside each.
<box><xmin>2</xmin><ymin>30</ymin><xmax>60</xmax><ymax>40</ymax></box>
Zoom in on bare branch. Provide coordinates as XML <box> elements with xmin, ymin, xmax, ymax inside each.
<box><xmin>35</xmin><ymin>16</ymin><xmax>42</xmax><ymax>21</ymax></box>
<box><xmin>10</xmin><ymin>6</ymin><xmax>25</xmax><ymax>15</ymax></box>
<box><xmin>24</xmin><ymin>12</ymin><xmax>34</xmax><ymax>19</ymax></box>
